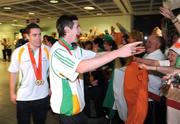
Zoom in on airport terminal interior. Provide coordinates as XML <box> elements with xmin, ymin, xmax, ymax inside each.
<box><xmin>0</xmin><ymin>0</ymin><xmax>179</xmax><ymax>124</ymax></box>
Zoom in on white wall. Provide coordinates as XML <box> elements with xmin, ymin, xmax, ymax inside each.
<box><xmin>0</xmin><ymin>15</ymin><xmax>132</xmax><ymax>59</ymax></box>
<box><xmin>40</xmin><ymin>15</ymin><xmax>132</xmax><ymax>36</ymax></box>
<box><xmin>79</xmin><ymin>15</ymin><xmax>132</xmax><ymax>34</ymax></box>
<box><xmin>0</xmin><ymin>24</ymin><xmax>20</xmax><ymax>41</ymax></box>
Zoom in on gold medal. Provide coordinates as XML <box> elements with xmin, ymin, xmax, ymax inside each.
<box><xmin>35</xmin><ymin>80</ymin><xmax>44</xmax><ymax>86</ymax></box>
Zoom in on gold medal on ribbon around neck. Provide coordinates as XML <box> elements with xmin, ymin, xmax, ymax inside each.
<box><xmin>28</xmin><ymin>43</ymin><xmax>44</xmax><ymax>86</ymax></box>
<box><xmin>35</xmin><ymin>80</ymin><xmax>44</xmax><ymax>86</ymax></box>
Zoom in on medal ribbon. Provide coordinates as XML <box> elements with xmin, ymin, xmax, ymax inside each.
<box><xmin>58</xmin><ymin>38</ymin><xmax>73</xmax><ymax>55</ymax></box>
<box><xmin>28</xmin><ymin>43</ymin><xmax>42</xmax><ymax>81</ymax></box>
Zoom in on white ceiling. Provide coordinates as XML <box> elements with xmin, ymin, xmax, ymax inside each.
<box><xmin>0</xmin><ymin>0</ymin><xmax>177</xmax><ymax>25</ymax></box>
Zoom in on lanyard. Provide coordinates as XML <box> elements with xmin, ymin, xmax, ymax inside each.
<box><xmin>27</xmin><ymin>43</ymin><xmax>42</xmax><ymax>80</ymax></box>
<box><xmin>58</xmin><ymin>38</ymin><xmax>73</xmax><ymax>55</ymax></box>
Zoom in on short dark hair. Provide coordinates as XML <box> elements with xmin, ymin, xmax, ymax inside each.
<box><xmin>56</xmin><ymin>15</ymin><xmax>78</xmax><ymax>37</ymax></box>
<box><xmin>25</xmin><ymin>23</ymin><xmax>41</xmax><ymax>34</ymax></box>
<box><xmin>47</xmin><ymin>36</ymin><xmax>56</xmax><ymax>45</ymax></box>
<box><xmin>103</xmin><ymin>40</ymin><xmax>117</xmax><ymax>50</ymax></box>
<box><xmin>93</xmin><ymin>37</ymin><xmax>104</xmax><ymax>49</ymax></box>
<box><xmin>20</xmin><ymin>28</ymin><xmax>27</xmax><ymax>34</ymax></box>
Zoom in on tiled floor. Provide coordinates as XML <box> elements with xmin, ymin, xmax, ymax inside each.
<box><xmin>0</xmin><ymin>60</ymin><xmax>111</xmax><ymax>124</ymax></box>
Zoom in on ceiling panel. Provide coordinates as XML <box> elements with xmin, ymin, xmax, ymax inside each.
<box><xmin>0</xmin><ymin>0</ymin><xmax>174</xmax><ymax>25</ymax></box>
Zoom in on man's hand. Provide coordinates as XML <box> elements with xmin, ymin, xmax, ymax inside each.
<box><xmin>118</xmin><ymin>41</ymin><xmax>145</xmax><ymax>58</ymax></box>
<box><xmin>160</xmin><ymin>7</ymin><xmax>175</xmax><ymax>20</ymax></box>
<box><xmin>163</xmin><ymin>69</ymin><xmax>180</xmax><ymax>80</ymax></box>
<box><xmin>10</xmin><ymin>93</ymin><xmax>17</xmax><ymax>104</ymax></box>
<box><xmin>91</xmin><ymin>80</ymin><xmax>98</xmax><ymax>86</ymax></box>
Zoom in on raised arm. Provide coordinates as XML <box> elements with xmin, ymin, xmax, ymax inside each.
<box><xmin>76</xmin><ymin>42</ymin><xmax>145</xmax><ymax>73</ymax></box>
<box><xmin>116</xmin><ymin>22</ymin><xmax>129</xmax><ymax>35</ymax></box>
<box><xmin>160</xmin><ymin>6</ymin><xmax>180</xmax><ymax>34</ymax></box>
<box><xmin>139</xmin><ymin>64</ymin><xmax>175</xmax><ymax>74</ymax></box>
<box><xmin>134</xmin><ymin>57</ymin><xmax>159</xmax><ymax>66</ymax></box>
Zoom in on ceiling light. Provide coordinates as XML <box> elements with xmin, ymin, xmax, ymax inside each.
<box><xmin>96</xmin><ymin>13</ymin><xmax>102</xmax><ymax>16</ymax></box>
<box><xmin>84</xmin><ymin>6</ymin><xmax>95</xmax><ymax>10</ymax></box>
<box><xmin>3</xmin><ymin>7</ymin><xmax>11</xmax><ymax>10</ymax></box>
<box><xmin>49</xmin><ymin>0</ymin><xmax>59</xmax><ymax>4</ymax></box>
<box><xmin>11</xmin><ymin>24</ymin><xmax>24</xmax><ymax>27</ymax></box>
<box><xmin>28</xmin><ymin>12</ymin><xmax>35</xmax><ymax>15</ymax></box>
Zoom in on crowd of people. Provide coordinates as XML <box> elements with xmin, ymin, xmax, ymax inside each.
<box><xmin>5</xmin><ymin>6</ymin><xmax>180</xmax><ymax>124</ymax></box>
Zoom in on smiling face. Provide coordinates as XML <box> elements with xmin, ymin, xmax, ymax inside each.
<box><xmin>167</xmin><ymin>49</ymin><xmax>178</xmax><ymax>66</ymax></box>
<box><xmin>28</xmin><ymin>28</ymin><xmax>41</xmax><ymax>49</ymax></box>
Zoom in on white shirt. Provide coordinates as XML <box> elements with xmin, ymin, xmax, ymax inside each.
<box><xmin>49</xmin><ymin>41</ymin><xmax>96</xmax><ymax>115</ymax></box>
<box><xmin>8</xmin><ymin>43</ymin><xmax>50</xmax><ymax>101</ymax></box>
<box><xmin>143</xmin><ymin>49</ymin><xmax>166</xmax><ymax>60</ymax></box>
<box><xmin>144</xmin><ymin>49</ymin><xmax>166</xmax><ymax>96</ymax></box>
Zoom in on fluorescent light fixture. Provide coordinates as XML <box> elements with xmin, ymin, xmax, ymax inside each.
<box><xmin>3</xmin><ymin>7</ymin><xmax>11</xmax><ymax>10</ymax></box>
<box><xmin>28</xmin><ymin>12</ymin><xmax>35</xmax><ymax>15</ymax></box>
<box><xmin>49</xmin><ymin>0</ymin><xmax>58</xmax><ymax>4</ymax></box>
<box><xmin>84</xmin><ymin>6</ymin><xmax>95</xmax><ymax>10</ymax></box>
<box><xmin>96</xmin><ymin>13</ymin><xmax>102</xmax><ymax>16</ymax></box>
<box><xmin>11</xmin><ymin>24</ymin><xmax>24</xmax><ymax>27</ymax></box>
